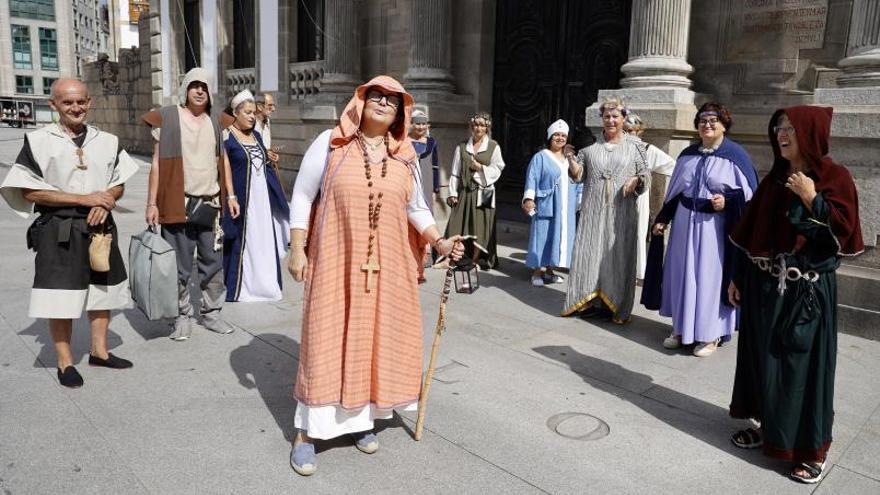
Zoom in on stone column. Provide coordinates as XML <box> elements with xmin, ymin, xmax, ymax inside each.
<box><xmin>837</xmin><ymin>0</ymin><xmax>880</xmax><ymax>88</ymax></box>
<box><xmin>320</xmin><ymin>0</ymin><xmax>361</xmax><ymax>94</ymax></box>
<box><xmin>257</xmin><ymin>0</ymin><xmax>279</xmax><ymax>92</ymax></box>
<box><xmin>403</xmin><ymin>0</ymin><xmax>454</xmax><ymax>92</ymax></box>
<box><xmin>620</xmin><ymin>0</ymin><xmax>693</xmax><ymax>89</ymax></box>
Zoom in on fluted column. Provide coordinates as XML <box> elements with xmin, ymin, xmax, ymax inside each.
<box><xmin>321</xmin><ymin>0</ymin><xmax>361</xmax><ymax>93</ymax></box>
<box><xmin>620</xmin><ymin>0</ymin><xmax>693</xmax><ymax>89</ymax></box>
<box><xmin>837</xmin><ymin>0</ymin><xmax>880</xmax><ymax>88</ymax></box>
<box><xmin>404</xmin><ymin>0</ymin><xmax>454</xmax><ymax>92</ymax></box>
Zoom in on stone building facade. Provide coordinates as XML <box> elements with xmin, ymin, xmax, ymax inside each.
<box><xmin>85</xmin><ymin>0</ymin><xmax>880</xmax><ymax>247</ymax></box>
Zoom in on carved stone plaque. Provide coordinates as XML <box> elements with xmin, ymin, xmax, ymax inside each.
<box><xmin>729</xmin><ymin>0</ymin><xmax>829</xmax><ymax>61</ymax></box>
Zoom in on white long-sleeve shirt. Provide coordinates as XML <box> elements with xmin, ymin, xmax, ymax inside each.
<box><xmin>289</xmin><ymin>129</ymin><xmax>435</xmax><ymax>233</ymax></box>
<box><xmin>447</xmin><ymin>137</ymin><xmax>505</xmax><ymax>197</ymax></box>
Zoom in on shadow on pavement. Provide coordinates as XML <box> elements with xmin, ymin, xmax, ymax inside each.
<box><xmin>533</xmin><ymin>344</ymin><xmax>783</xmax><ymax>472</ymax></box>
<box><xmin>121</xmin><ymin>308</ymin><xmax>172</xmax><ymax>341</ymax></box>
<box><xmin>18</xmin><ymin>317</ymin><xmax>124</xmax><ymax>368</ymax></box>
<box><xmin>480</xmin><ymin>253</ymin><xmax>676</xmax><ymax>355</ymax></box>
<box><xmin>230</xmin><ymin>332</ymin><xmax>300</xmax><ymax>442</ymax></box>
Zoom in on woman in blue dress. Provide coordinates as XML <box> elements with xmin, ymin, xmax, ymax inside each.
<box><xmin>221</xmin><ymin>90</ymin><xmax>290</xmax><ymax>302</ymax></box>
<box><xmin>522</xmin><ymin>120</ymin><xmax>579</xmax><ymax>286</ymax></box>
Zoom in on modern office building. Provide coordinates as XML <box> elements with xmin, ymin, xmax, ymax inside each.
<box><xmin>0</xmin><ymin>0</ymin><xmax>76</xmax><ymax>121</ymax></box>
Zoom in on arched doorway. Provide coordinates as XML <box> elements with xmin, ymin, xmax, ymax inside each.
<box><xmin>491</xmin><ymin>0</ymin><xmax>631</xmax><ymax>216</ymax></box>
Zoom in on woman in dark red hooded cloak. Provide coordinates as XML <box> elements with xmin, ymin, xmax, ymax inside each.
<box><xmin>727</xmin><ymin>105</ymin><xmax>863</xmax><ymax>483</ymax></box>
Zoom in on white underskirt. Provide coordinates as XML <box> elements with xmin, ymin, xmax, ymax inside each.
<box><xmin>29</xmin><ymin>280</ymin><xmax>131</xmax><ymax>319</ymax></box>
<box><xmin>294</xmin><ymin>401</ymin><xmax>418</xmax><ymax>440</ymax></box>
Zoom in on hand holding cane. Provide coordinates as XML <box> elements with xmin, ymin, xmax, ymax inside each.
<box><xmin>414</xmin><ymin>235</ymin><xmax>467</xmax><ymax>441</ymax></box>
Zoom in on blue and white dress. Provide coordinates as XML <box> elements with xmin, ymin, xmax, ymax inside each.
<box><xmin>523</xmin><ymin>149</ymin><xmax>578</xmax><ymax>269</ymax></box>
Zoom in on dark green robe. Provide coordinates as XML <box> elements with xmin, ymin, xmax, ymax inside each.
<box><xmin>730</xmin><ymin>193</ymin><xmax>841</xmax><ymax>463</ymax></box>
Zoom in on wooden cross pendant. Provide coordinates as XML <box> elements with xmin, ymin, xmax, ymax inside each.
<box><xmin>361</xmin><ymin>259</ymin><xmax>381</xmax><ymax>293</ymax></box>
<box><xmin>75</xmin><ymin>148</ymin><xmax>86</xmax><ymax>170</ymax></box>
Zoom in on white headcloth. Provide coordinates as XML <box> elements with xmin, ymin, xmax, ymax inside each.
<box><xmin>230</xmin><ymin>90</ymin><xmax>255</xmax><ymax>112</ymax></box>
<box><xmin>546</xmin><ymin>119</ymin><xmax>569</xmax><ymax>139</ymax></box>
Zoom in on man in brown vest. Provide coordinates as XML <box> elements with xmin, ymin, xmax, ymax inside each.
<box><xmin>142</xmin><ymin>67</ymin><xmax>238</xmax><ymax>341</ymax></box>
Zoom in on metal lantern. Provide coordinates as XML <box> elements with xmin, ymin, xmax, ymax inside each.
<box><xmin>452</xmin><ymin>259</ymin><xmax>479</xmax><ymax>294</ymax></box>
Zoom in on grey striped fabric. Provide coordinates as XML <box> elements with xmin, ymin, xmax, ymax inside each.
<box><xmin>563</xmin><ymin>133</ymin><xmax>649</xmax><ymax>322</ymax></box>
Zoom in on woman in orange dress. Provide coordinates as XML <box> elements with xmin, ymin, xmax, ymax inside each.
<box><xmin>286</xmin><ymin>75</ymin><xmax>464</xmax><ymax>476</ymax></box>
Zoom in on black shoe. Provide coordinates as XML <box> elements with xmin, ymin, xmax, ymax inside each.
<box><xmin>57</xmin><ymin>366</ymin><xmax>84</xmax><ymax>388</ymax></box>
<box><xmin>88</xmin><ymin>353</ymin><xmax>133</xmax><ymax>369</ymax></box>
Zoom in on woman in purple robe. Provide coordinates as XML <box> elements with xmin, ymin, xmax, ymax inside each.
<box><xmin>642</xmin><ymin>103</ymin><xmax>758</xmax><ymax>357</ymax></box>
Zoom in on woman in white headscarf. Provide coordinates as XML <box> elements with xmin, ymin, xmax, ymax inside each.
<box><xmin>522</xmin><ymin>119</ymin><xmax>579</xmax><ymax>286</ymax></box>
<box><xmin>221</xmin><ymin>90</ymin><xmax>290</xmax><ymax>302</ymax></box>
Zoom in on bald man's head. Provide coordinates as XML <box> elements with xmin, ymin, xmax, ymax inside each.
<box><xmin>50</xmin><ymin>78</ymin><xmax>89</xmax><ymax>101</ymax></box>
<box><xmin>48</xmin><ymin>78</ymin><xmax>91</xmax><ymax>130</ymax></box>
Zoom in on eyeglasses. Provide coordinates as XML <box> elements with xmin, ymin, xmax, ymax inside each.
<box><xmin>365</xmin><ymin>89</ymin><xmax>401</xmax><ymax>109</ymax></box>
<box><xmin>773</xmin><ymin>125</ymin><xmax>795</xmax><ymax>135</ymax></box>
<box><xmin>698</xmin><ymin>118</ymin><xmax>720</xmax><ymax>127</ymax></box>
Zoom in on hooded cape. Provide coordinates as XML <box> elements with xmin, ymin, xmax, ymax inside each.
<box><xmin>730</xmin><ymin>106</ymin><xmax>863</xmax><ymax>258</ymax></box>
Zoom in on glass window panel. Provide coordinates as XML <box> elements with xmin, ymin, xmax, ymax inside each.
<box><xmin>10</xmin><ymin>0</ymin><xmax>56</xmax><ymax>21</ymax></box>
<box><xmin>12</xmin><ymin>25</ymin><xmax>32</xmax><ymax>69</ymax></box>
<box><xmin>39</xmin><ymin>28</ymin><xmax>58</xmax><ymax>70</ymax></box>
<box><xmin>16</xmin><ymin>75</ymin><xmax>34</xmax><ymax>94</ymax></box>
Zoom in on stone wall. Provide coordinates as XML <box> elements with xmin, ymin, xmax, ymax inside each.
<box><xmin>82</xmin><ymin>16</ymin><xmax>154</xmax><ymax>156</ymax></box>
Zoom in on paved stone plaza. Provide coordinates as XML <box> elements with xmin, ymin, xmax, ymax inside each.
<box><xmin>1</xmin><ymin>126</ymin><xmax>879</xmax><ymax>494</ymax></box>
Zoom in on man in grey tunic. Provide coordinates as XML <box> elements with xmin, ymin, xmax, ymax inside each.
<box><xmin>562</xmin><ymin>97</ymin><xmax>649</xmax><ymax>323</ymax></box>
<box><xmin>0</xmin><ymin>79</ymin><xmax>139</xmax><ymax>387</ymax></box>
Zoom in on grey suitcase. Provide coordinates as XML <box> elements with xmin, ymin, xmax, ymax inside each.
<box><xmin>128</xmin><ymin>227</ymin><xmax>178</xmax><ymax>320</ymax></box>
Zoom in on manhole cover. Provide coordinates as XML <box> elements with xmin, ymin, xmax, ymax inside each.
<box><xmin>546</xmin><ymin>412</ymin><xmax>610</xmax><ymax>441</ymax></box>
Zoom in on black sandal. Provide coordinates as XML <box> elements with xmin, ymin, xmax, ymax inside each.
<box><xmin>730</xmin><ymin>428</ymin><xmax>763</xmax><ymax>449</ymax></box>
<box><xmin>790</xmin><ymin>461</ymin><xmax>826</xmax><ymax>484</ymax></box>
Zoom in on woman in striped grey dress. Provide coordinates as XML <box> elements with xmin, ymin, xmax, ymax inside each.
<box><xmin>562</xmin><ymin>96</ymin><xmax>649</xmax><ymax>323</ymax></box>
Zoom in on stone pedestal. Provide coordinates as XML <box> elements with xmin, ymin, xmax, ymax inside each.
<box><xmin>403</xmin><ymin>0</ymin><xmax>454</xmax><ymax>92</ymax></box>
<box><xmin>320</xmin><ymin>0</ymin><xmax>361</xmax><ymax>94</ymax></box>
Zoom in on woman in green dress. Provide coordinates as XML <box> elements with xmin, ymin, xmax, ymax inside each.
<box><xmin>727</xmin><ymin>105</ymin><xmax>863</xmax><ymax>484</ymax></box>
<box><xmin>445</xmin><ymin>112</ymin><xmax>506</xmax><ymax>269</ymax></box>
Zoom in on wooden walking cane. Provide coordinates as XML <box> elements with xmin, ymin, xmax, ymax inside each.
<box><xmin>414</xmin><ymin>266</ymin><xmax>454</xmax><ymax>441</ymax></box>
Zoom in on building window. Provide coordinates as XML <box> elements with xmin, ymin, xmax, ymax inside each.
<box><xmin>16</xmin><ymin>75</ymin><xmax>34</xmax><ymax>94</ymax></box>
<box><xmin>12</xmin><ymin>25</ymin><xmax>32</xmax><ymax>69</ymax></box>
<box><xmin>182</xmin><ymin>0</ymin><xmax>201</xmax><ymax>71</ymax></box>
<box><xmin>233</xmin><ymin>0</ymin><xmax>256</xmax><ymax>68</ymax></box>
<box><xmin>43</xmin><ymin>77</ymin><xmax>57</xmax><ymax>95</ymax></box>
<box><xmin>10</xmin><ymin>0</ymin><xmax>56</xmax><ymax>21</ymax></box>
<box><xmin>39</xmin><ymin>28</ymin><xmax>58</xmax><ymax>70</ymax></box>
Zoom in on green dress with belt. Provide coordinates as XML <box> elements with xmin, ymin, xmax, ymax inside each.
<box><xmin>731</xmin><ymin>194</ymin><xmax>841</xmax><ymax>463</ymax></box>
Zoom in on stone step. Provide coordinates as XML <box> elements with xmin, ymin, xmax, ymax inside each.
<box><xmin>839</xmin><ymin>305</ymin><xmax>880</xmax><ymax>341</ymax></box>
<box><xmin>837</xmin><ymin>263</ymin><xmax>880</xmax><ymax>341</ymax></box>
<box><xmin>838</xmin><ymin>263</ymin><xmax>880</xmax><ymax>313</ymax></box>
